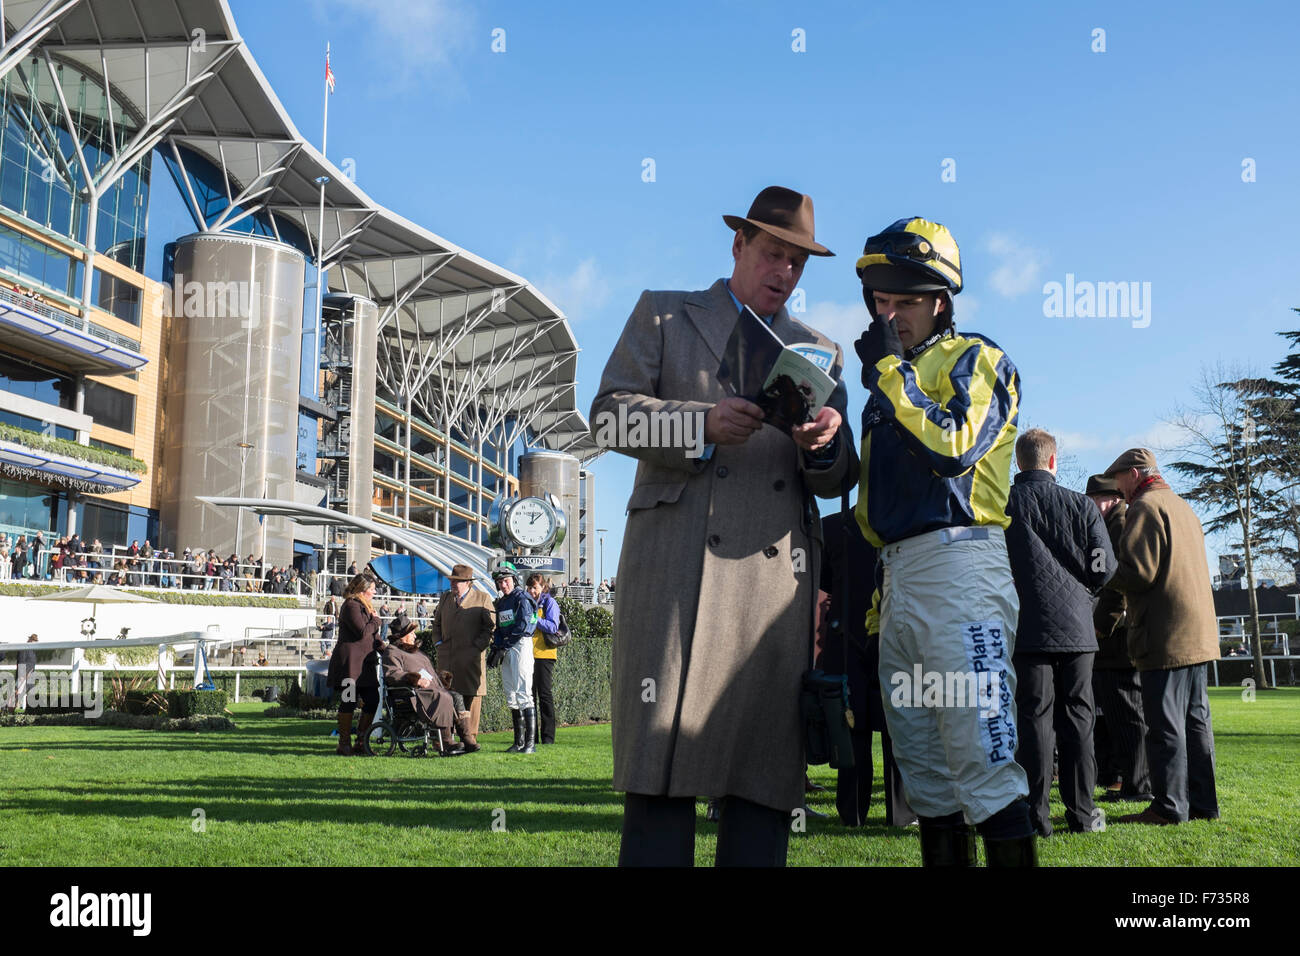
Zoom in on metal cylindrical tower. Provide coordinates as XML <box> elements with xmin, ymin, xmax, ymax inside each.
<box><xmin>161</xmin><ymin>233</ymin><xmax>306</xmax><ymax>564</ymax></box>
<box><xmin>518</xmin><ymin>450</ymin><xmax>580</xmax><ymax>578</ymax></box>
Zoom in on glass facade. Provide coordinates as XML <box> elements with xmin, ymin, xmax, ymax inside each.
<box><xmin>79</xmin><ymin>497</ymin><xmax>157</xmax><ymax>548</ymax></box>
<box><xmin>0</xmin><ymin>409</ymin><xmax>75</xmax><ymax>440</ymax></box>
<box><xmin>0</xmin><ymin>219</ymin><xmax>82</xmax><ymax>297</ymax></box>
<box><xmin>0</xmin><ymin>57</ymin><xmax>150</xmax><ymax>272</ymax></box>
<box><xmin>90</xmin><ymin>268</ymin><xmax>141</xmax><ymax>325</ymax></box>
<box><xmin>79</xmin><ymin>495</ymin><xmax>128</xmax><ymax>546</ymax></box>
<box><xmin>0</xmin><ymin>352</ymin><xmax>74</xmax><ymax>408</ymax></box>
<box><xmin>83</xmin><ymin>379</ymin><xmax>135</xmax><ymax>433</ymax></box>
<box><xmin>0</xmin><ymin>478</ymin><xmax>57</xmax><ymax>536</ymax></box>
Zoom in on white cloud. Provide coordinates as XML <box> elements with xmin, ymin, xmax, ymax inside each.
<box><xmin>537</xmin><ymin>258</ymin><xmax>611</xmax><ymax>320</ymax></box>
<box><xmin>312</xmin><ymin>0</ymin><xmax>474</xmax><ymax>87</ymax></box>
<box><xmin>985</xmin><ymin>234</ymin><xmax>1046</xmax><ymax>298</ymax></box>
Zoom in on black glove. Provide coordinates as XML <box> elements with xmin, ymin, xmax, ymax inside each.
<box><xmin>853</xmin><ymin>318</ymin><xmax>903</xmax><ymax>386</ymax></box>
<box><xmin>486</xmin><ymin>645</ymin><xmax>506</xmax><ymax>669</ymax></box>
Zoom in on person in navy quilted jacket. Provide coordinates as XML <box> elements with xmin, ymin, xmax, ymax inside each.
<box><xmin>1005</xmin><ymin>428</ymin><xmax>1116</xmax><ymax>836</ymax></box>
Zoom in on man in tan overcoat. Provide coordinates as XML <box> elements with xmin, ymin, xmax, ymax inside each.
<box><xmin>431</xmin><ymin>564</ymin><xmax>495</xmax><ymax>741</ymax></box>
<box><xmin>591</xmin><ymin>186</ymin><xmax>855</xmax><ymax>866</ymax></box>
<box><xmin>1103</xmin><ymin>448</ymin><xmax>1220</xmax><ymax>826</ymax></box>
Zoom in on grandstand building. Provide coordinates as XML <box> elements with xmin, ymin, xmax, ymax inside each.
<box><xmin>0</xmin><ymin>0</ymin><xmax>597</xmax><ymax>580</ymax></box>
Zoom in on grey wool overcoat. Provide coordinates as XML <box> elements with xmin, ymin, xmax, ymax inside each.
<box><xmin>591</xmin><ymin>279</ymin><xmax>855</xmax><ymax>812</ymax></box>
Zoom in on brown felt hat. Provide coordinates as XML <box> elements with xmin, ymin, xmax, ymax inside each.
<box><xmin>1085</xmin><ymin>473</ymin><xmax>1122</xmax><ymax>497</ymax></box>
<box><xmin>390</xmin><ymin>611</ymin><xmax>418</xmax><ymax>639</ymax></box>
<box><xmin>1103</xmin><ymin>447</ymin><xmax>1158</xmax><ymax>477</ymax></box>
<box><xmin>723</xmin><ymin>186</ymin><xmax>834</xmax><ymax>257</ymax></box>
<box><xmin>448</xmin><ymin>564</ymin><xmax>475</xmax><ymax>582</ymax></box>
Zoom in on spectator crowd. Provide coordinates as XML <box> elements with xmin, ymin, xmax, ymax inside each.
<box><xmin>0</xmin><ymin>532</ymin><xmax>314</xmax><ymax>594</ymax></box>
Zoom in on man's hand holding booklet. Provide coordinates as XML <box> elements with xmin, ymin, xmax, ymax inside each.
<box><xmin>716</xmin><ymin>306</ymin><xmax>838</xmax><ymax>436</ymax></box>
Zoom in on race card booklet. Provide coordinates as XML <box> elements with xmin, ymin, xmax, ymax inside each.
<box><xmin>715</xmin><ymin>305</ymin><xmax>838</xmax><ymax>434</ymax></box>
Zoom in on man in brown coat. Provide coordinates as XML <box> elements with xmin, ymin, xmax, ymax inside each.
<box><xmin>1103</xmin><ymin>448</ymin><xmax>1220</xmax><ymax>825</ymax></box>
<box><xmin>431</xmin><ymin>564</ymin><xmax>495</xmax><ymax>741</ymax></box>
<box><xmin>591</xmin><ymin>186</ymin><xmax>855</xmax><ymax>866</ymax></box>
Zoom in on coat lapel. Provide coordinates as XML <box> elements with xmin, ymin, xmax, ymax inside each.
<box><xmin>682</xmin><ymin>278</ymin><xmax>741</xmax><ymax>367</ymax></box>
<box><xmin>768</xmin><ymin>306</ymin><xmax>799</xmax><ymax>347</ymax></box>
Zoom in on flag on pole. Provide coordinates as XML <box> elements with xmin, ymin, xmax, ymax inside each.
<box><xmin>325</xmin><ymin>52</ymin><xmax>336</xmax><ymax>94</ymax></box>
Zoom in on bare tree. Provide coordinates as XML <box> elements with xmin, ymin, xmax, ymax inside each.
<box><xmin>1164</xmin><ymin>362</ymin><xmax>1285</xmax><ymax>689</ymax></box>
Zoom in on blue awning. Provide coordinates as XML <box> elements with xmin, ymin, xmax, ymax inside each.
<box><xmin>0</xmin><ymin>440</ymin><xmax>142</xmax><ymax>491</ymax></box>
<box><xmin>0</xmin><ymin>299</ymin><xmax>147</xmax><ymax>375</ymax></box>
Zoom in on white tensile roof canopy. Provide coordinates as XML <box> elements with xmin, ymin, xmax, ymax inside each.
<box><xmin>0</xmin><ymin>0</ymin><xmax>598</xmax><ymax>459</ymax></box>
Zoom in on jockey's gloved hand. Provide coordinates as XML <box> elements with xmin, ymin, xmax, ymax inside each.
<box><xmin>854</xmin><ymin>318</ymin><xmax>903</xmax><ymax>387</ymax></box>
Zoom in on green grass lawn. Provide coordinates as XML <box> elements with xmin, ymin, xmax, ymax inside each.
<box><xmin>1</xmin><ymin>688</ymin><xmax>1296</xmax><ymax>866</ymax></box>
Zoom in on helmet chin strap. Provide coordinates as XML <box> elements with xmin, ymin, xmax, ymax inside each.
<box><xmin>862</xmin><ymin>284</ymin><xmax>878</xmax><ymax>318</ymax></box>
<box><xmin>905</xmin><ymin>326</ymin><xmax>951</xmax><ymax>361</ymax></box>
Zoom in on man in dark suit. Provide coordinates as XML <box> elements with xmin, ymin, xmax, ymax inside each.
<box><xmin>1005</xmin><ymin>429</ymin><xmax>1115</xmax><ymax>836</ymax></box>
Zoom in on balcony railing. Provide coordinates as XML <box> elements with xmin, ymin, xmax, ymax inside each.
<box><xmin>0</xmin><ymin>283</ymin><xmax>142</xmax><ymax>354</ymax></box>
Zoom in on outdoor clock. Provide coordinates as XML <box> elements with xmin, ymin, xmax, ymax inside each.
<box><xmin>506</xmin><ymin>496</ymin><xmax>556</xmax><ymax>548</ymax></box>
<box><xmin>489</xmin><ymin>492</ymin><xmax>567</xmax><ymax>553</ymax></box>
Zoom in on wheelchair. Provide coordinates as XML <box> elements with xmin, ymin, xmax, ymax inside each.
<box><xmin>360</xmin><ymin>655</ymin><xmax>463</xmax><ymax>758</ymax></box>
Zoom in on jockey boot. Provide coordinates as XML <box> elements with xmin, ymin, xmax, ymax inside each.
<box><xmin>521</xmin><ymin>706</ymin><xmax>537</xmax><ymax>754</ymax></box>
<box><xmin>918</xmin><ymin>813</ymin><xmax>977</xmax><ymax>867</ymax></box>
<box><xmin>983</xmin><ymin>835</ymin><xmax>1039</xmax><ymax>867</ymax></box>
<box><xmin>505</xmin><ymin>708</ymin><xmax>524</xmax><ymax>753</ymax></box>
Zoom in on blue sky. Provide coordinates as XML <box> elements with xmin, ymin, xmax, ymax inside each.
<box><xmin>230</xmin><ymin>0</ymin><xmax>1300</xmax><ymax>578</ymax></box>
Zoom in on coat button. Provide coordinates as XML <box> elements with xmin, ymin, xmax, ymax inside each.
<box><xmin>763</xmin><ymin>546</ymin><xmax>779</xmax><ymax>558</ymax></box>
<box><xmin>773</xmin><ymin>479</ymin><xmax>785</xmax><ymax>491</ymax></box>
<box><xmin>708</xmin><ymin>534</ymin><xmax>721</xmax><ymax>547</ymax></box>
<box><xmin>717</xmin><ymin>466</ymin><xmax>728</xmax><ymax>478</ymax></box>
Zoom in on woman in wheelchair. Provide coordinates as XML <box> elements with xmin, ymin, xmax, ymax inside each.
<box><xmin>359</xmin><ymin>611</ymin><xmax>480</xmax><ymax>756</ymax></box>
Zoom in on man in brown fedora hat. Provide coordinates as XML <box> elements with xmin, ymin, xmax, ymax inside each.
<box><xmin>1102</xmin><ymin>448</ymin><xmax>1219</xmax><ymax>825</ymax></box>
<box><xmin>591</xmin><ymin>185</ymin><xmax>855</xmax><ymax>866</ymax></box>
<box><xmin>430</xmin><ymin>564</ymin><xmax>495</xmax><ymax>743</ymax></box>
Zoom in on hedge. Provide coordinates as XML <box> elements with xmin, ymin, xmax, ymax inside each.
<box><xmin>167</xmin><ymin>689</ymin><xmax>229</xmax><ymax>717</ymax></box>
<box><xmin>0</xmin><ymin>583</ymin><xmax>299</xmax><ymax>609</ymax></box>
<box><xmin>0</xmin><ymin>421</ymin><xmax>146</xmax><ymax>473</ymax></box>
<box><xmin>0</xmin><ymin>710</ymin><xmax>235</xmax><ymax>731</ymax></box>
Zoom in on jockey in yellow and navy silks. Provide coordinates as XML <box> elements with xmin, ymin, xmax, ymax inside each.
<box><xmin>856</xmin><ymin>328</ymin><xmax>1020</xmax><ymax>545</ymax></box>
<box><xmin>851</xmin><ymin>217</ymin><xmax>1035</xmax><ymax>868</ymax></box>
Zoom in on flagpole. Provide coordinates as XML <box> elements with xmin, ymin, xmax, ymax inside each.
<box><xmin>314</xmin><ymin>41</ymin><xmax>331</xmax><ymax>395</ymax></box>
<box><xmin>315</xmin><ymin>43</ymin><xmax>332</xmax><ymax>571</ymax></box>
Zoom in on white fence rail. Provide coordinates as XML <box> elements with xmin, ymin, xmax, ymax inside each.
<box><xmin>12</xmin><ymin>663</ymin><xmax>306</xmax><ymax>705</ymax></box>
